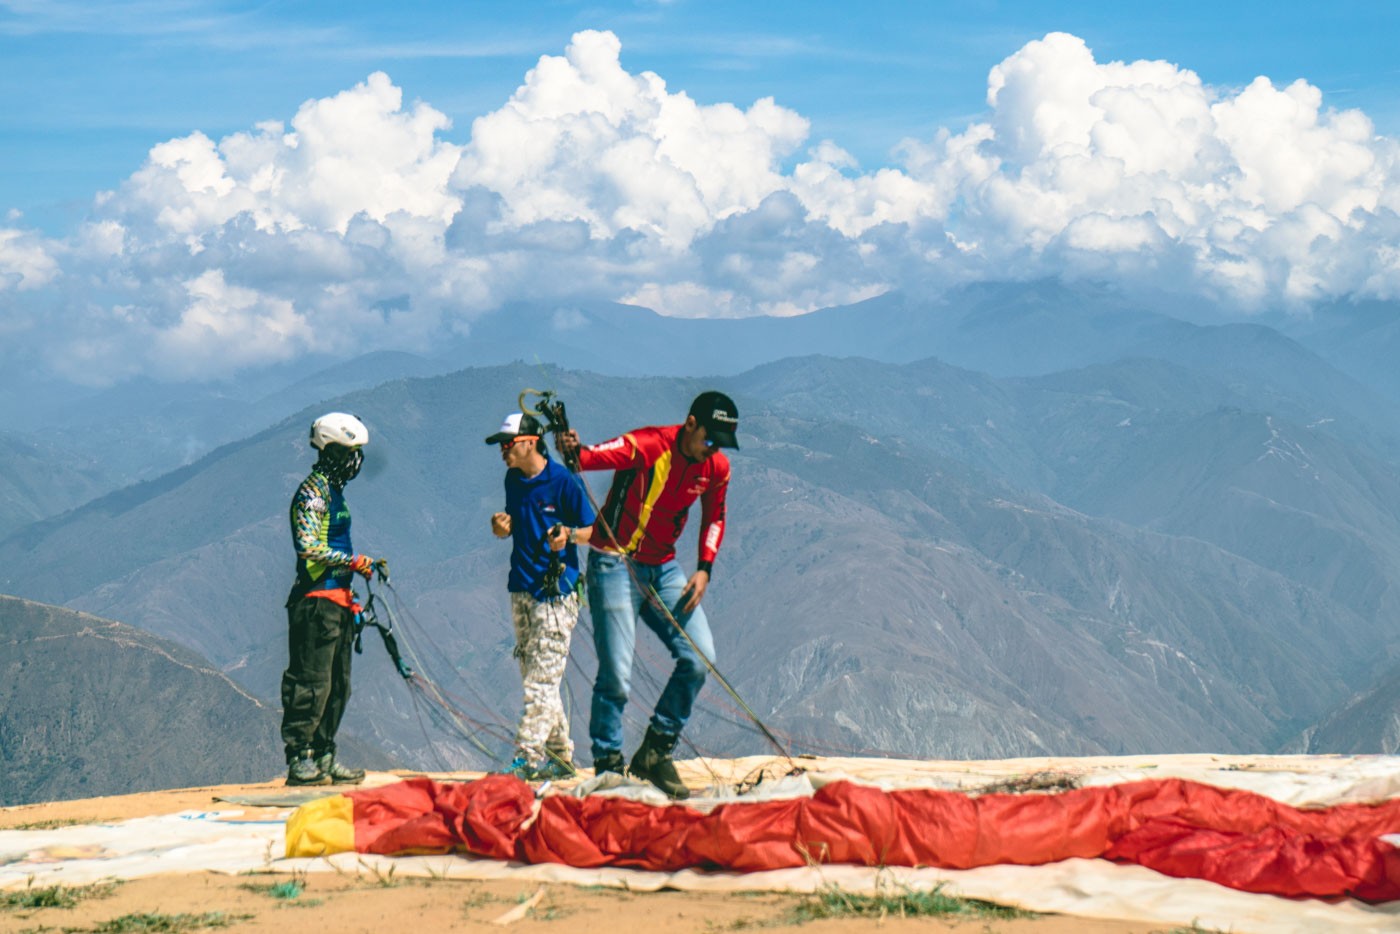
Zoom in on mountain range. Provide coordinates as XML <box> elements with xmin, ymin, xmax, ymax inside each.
<box><xmin>5</xmin><ymin>278</ymin><xmax>1400</xmax><ymax>799</ymax></box>
<box><xmin>3</xmin><ymin>361</ymin><xmax>1398</xmax><ymax>772</ymax></box>
<box><xmin>0</xmin><ymin>594</ymin><xmax>391</xmax><ymax>805</ymax></box>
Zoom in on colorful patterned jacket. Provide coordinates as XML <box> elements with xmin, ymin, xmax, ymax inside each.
<box><xmin>287</xmin><ymin>469</ymin><xmax>357</xmax><ymax>604</ymax></box>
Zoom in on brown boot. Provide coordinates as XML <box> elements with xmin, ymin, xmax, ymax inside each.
<box><xmin>628</xmin><ymin>726</ymin><xmax>690</xmax><ymax>800</ymax></box>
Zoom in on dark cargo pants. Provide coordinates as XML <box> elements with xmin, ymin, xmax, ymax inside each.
<box><xmin>279</xmin><ymin>595</ymin><xmax>355</xmax><ymax>763</ymax></box>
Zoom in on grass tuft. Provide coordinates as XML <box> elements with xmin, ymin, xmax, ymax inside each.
<box><xmin>239</xmin><ymin>879</ymin><xmax>305</xmax><ymax>901</ymax></box>
<box><xmin>1</xmin><ymin>882</ymin><xmax>119</xmax><ymax>911</ymax></box>
<box><xmin>789</xmin><ymin>883</ymin><xmax>1031</xmax><ymax>923</ymax></box>
<box><xmin>976</xmin><ymin>771</ymin><xmax>1080</xmax><ymax>795</ymax></box>
<box><xmin>84</xmin><ymin>911</ymin><xmax>253</xmax><ymax>932</ymax></box>
<box><xmin>354</xmin><ymin>858</ymin><xmax>399</xmax><ymax>888</ymax></box>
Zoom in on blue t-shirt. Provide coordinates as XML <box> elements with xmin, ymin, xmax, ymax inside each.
<box><xmin>504</xmin><ymin>458</ymin><xmax>596</xmax><ymax>599</ymax></box>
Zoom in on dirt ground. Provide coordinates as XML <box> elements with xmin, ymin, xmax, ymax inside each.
<box><xmin>0</xmin><ymin>778</ymin><xmax>1176</xmax><ymax>934</ymax></box>
<box><xmin>0</xmin><ymin>870</ymin><xmax>1180</xmax><ymax>933</ymax></box>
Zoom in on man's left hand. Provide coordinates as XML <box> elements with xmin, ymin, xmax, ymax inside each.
<box><xmin>679</xmin><ymin>569</ymin><xmax>709</xmax><ymax>614</ymax></box>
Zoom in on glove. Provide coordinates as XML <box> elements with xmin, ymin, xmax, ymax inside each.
<box><xmin>349</xmin><ymin>554</ymin><xmax>376</xmax><ymax>580</ymax></box>
<box><xmin>372</xmin><ymin>558</ymin><xmax>390</xmax><ymax>583</ymax></box>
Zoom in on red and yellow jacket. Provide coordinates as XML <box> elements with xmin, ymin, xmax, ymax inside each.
<box><xmin>580</xmin><ymin>424</ymin><xmax>729</xmax><ymax>569</ymax></box>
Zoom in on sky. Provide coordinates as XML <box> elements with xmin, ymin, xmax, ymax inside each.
<box><xmin>3</xmin><ymin>0</ymin><xmax>1400</xmax><ymax>384</ymax></box>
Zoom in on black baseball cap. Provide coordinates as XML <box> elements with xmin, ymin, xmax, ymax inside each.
<box><xmin>689</xmin><ymin>391</ymin><xmax>739</xmax><ymax>449</ymax></box>
<box><xmin>485</xmin><ymin>412</ymin><xmax>544</xmax><ymax>444</ymax></box>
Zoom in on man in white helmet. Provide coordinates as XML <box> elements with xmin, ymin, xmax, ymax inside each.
<box><xmin>280</xmin><ymin>412</ymin><xmax>385</xmax><ymax>786</ymax></box>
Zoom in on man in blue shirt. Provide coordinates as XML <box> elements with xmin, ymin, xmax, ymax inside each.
<box><xmin>487</xmin><ymin>412</ymin><xmax>595</xmax><ymax>779</ymax></box>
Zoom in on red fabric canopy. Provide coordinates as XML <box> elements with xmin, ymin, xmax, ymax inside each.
<box><xmin>336</xmin><ymin>775</ymin><xmax>1400</xmax><ymax>901</ymax></box>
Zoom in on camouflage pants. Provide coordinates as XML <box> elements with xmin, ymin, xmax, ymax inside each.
<box><xmin>510</xmin><ymin>591</ymin><xmax>579</xmax><ymax>764</ymax></box>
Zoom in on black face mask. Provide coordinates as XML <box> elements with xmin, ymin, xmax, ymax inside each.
<box><xmin>317</xmin><ymin>445</ymin><xmax>363</xmax><ymax>488</ymax></box>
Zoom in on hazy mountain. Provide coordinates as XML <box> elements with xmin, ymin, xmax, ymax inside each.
<box><xmin>1128</xmin><ymin>321</ymin><xmax>1400</xmax><ymax>456</ymax></box>
<box><xmin>1278</xmin><ymin>297</ymin><xmax>1400</xmax><ymax>404</ymax></box>
<box><xmin>0</xmin><ymin>431</ymin><xmax>114</xmax><ymax>540</ymax></box>
<box><xmin>6</xmin><ymin>279</ymin><xmax>1397</xmax><ymax>509</ymax></box>
<box><xmin>0</xmin><ymin>594</ymin><xmax>389</xmax><ymax>805</ymax></box>
<box><xmin>1</xmin><ymin>362</ymin><xmax>1390</xmax><ymax>771</ymax></box>
<box><xmin>1286</xmin><ymin>659</ymin><xmax>1400</xmax><ymax>756</ymax></box>
<box><xmin>456</xmin><ymin>281</ymin><xmax>1183</xmax><ymax>380</ymax></box>
<box><xmin>732</xmin><ymin>354</ymin><xmax>1400</xmax><ymax>637</ymax></box>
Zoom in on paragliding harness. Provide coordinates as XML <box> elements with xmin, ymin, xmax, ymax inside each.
<box><xmin>520</xmin><ymin>388</ymin><xmax>581</xmax><ymax>601</ymax></box>
<box><xmin>355</xmin><ymin>566</ymin><xmax>414</xmax><ymax>679</ymax></box>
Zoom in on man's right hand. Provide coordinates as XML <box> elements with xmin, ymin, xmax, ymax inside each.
<box><xmin>560</xmin><ymin>429</ymin><xmax>582</xmax><ymax>458</ymax></box>
<box><xmin>491</xmin><ymin>512</ymin><xmax>512</xmax><ymax>537</ymax></box>
<box><xmin>349</xmin><ymin>554</ymin><xmax>378</xmax><ymax>580</ymax></box>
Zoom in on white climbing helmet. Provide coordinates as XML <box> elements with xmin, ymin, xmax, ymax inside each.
<box><xmin>309</xmin><ymin>412</ymin><xmax>369</xmax><ymax>451</ymax></box>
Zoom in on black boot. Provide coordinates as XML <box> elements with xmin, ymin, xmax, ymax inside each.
<box><xmin>592</xmin><ymin>750</ymin><xmax>626</xmax><ymax>775</ymax></box>
<box><xmin>628</xmin><ymin>726</ymin><xmax>690</xmax><ymax>800</ymax></box>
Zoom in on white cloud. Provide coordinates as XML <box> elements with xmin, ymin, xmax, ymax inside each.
<box><xmin>454</xmin><ymin>30</ymin><xmax>808</xmax><ymax>247</ymax></box>
<box><xmin>6</xmin><ymin>28</ymin><xmax>1400</xmax><ymax>382</ymax></box>
<box><xmin>0</xmin><ymin>227</ymin><xmax>59</xmax><ymax>291</ymax></box>
<box><xmin>153</xmin><ymin>269</ymin><xmax>317</xmax><ymax>377</ymax></box>
<box><xmin>892</xmin><ymin>32</ymin><xmax>1400</xmax><ymax>306</ymax></box>
<box><xmin>113</xmin><ymin>72</ymin><xmax>462</xmax><ymax>239</ymax></box>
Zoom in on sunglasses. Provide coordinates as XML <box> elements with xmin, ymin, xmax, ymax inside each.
<box><xmin>499</xmin><ymin>435</ymin><xmax>539</xmax><ymax>451</ymax></box>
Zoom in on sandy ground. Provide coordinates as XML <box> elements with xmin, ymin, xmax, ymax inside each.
<box><xmin>0</xmin><ymin>774</ymin><xmax>1168</xmax><ymax>934</ymax></box>
<box><xmin>0</xmin><ymin>870</ymin><xmax>1174</xmax><ymax>933</ymax></box>
<box><xmin>0</xmin><ymin>779</ymin><xmax>292</xmax><ymax>831</ymax></box>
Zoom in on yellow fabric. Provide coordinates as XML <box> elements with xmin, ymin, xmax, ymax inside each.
<box><xmin>625</xmin><ymin>447</ymin><xmax>671</xmax><ymax>553</ymax></box>
<box><xmin>284</xmin><ymin>794</ymin><xmax>354</xmax><ymax>858</ymax></box>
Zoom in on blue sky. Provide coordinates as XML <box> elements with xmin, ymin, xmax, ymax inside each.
<box><xmin>3</xmin><ymin>1</ymin><xmax>1399</xmax><ymax>384</ymax></box>
<box><xmin>6</xmin><ymin>0</ymin><xmax>1396</xmax><ymax>232</ymax></box>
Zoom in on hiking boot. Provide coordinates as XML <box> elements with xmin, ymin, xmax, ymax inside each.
<box><xmin>535</xmin><ymin>756</ymin><xmax>577</xmax><ymax>780</ymax></box>
<box><xmin>287</xmin><ymin>752</ymin><xmax>331</xmax><ymax>787</ymax></box>
<box><xmin>505</xmin><ymin>756</ymin><xmax>538</xmax><ymax>780</ymax></box>
<box><xmin>628</xmin><ymin>726</ymin><xmax>690</xmax><ymax>800</ymax></box>
<box><xmin>592</xmin><ymin>750</ymin><xmax>625</xmax><ymax>776</ymax></box>
<box><xmin>315</xmin><ymin>752</ymin><xmax>365</xmax><ymax>785</ymax></box>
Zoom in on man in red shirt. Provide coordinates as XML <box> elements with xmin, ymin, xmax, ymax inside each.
<box><xmin>561</xmin><ymin>391</ymin><xmax>737</xmax><ymax>798</ymax></box>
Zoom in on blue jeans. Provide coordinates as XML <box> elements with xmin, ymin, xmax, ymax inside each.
<box><xmin>587</xmin><ymin>550</ymin><xmax>714</xmax><ymax>758</ymax></box>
